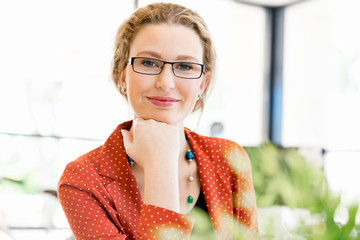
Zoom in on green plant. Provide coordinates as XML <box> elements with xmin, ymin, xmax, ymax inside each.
<box><xmin>245</xmin><ymin>143</ymin><xmax>324</xmax><ymax>208</ymax></box>
<box><xmin>244</xmin><ymin>142</ymin><xmax>360</xmax><ymax>240</ymax></box>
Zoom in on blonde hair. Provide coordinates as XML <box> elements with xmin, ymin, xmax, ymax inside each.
<box><xmin>112</xmin><ymin>3</ymin><xmax>216</xmax><ymax>113</ymax></box>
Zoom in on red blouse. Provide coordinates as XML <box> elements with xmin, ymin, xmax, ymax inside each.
<box><xmin>58</xmin><ymin>121</ymin><xmax>259</xmax><ymax>239</ymax></box>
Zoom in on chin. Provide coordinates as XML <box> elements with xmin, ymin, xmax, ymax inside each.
<box><xmin>153</xmin><ymin>117</ymin><xmax>178</xmax><ymax>125</ymax></box>
<box><xmin>140</xmin><ymin>113</ymin><xmax>183</xmax><ymax>125</ymax></box>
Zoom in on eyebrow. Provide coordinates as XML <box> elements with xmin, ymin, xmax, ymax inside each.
<box><xmin>135</xmin><ymin>50</ymin><xmax>200</xmax><ymax>63</ymax></box>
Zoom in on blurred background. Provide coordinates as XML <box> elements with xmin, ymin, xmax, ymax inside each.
<box><xmin>0</xmin><ymin>0</ymin><xmax>359</xmax><ymax>239</ymax></box>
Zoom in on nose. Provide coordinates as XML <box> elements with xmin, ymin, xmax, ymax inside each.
<box><xmin>156</xmin><ymin>63</ymin><xmax>176</xmax><ymax>91</ymax></box>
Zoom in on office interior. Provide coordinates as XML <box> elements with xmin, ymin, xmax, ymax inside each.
<box><xmin>1</xmin><ymin>0</ymin><xmax>359</xmax><ymax>239</ymax></box>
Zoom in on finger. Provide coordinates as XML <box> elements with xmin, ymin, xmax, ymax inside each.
<box><xmin>121</xmin><ymin>129</ymin><xmax>133</xmax><ymax>151</ymax></box>
<box><xmin>134</xmin><ymin>117</ymin><xmax>145</xmax><ymax>127</ymax></box>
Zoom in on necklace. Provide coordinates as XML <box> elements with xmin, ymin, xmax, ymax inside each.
<box><xmin>185</xmin><ymin>142</ymin><xmax>195</xmax><ymax>204</ymax></box>
<box><xmin>126</xmin><ymin>140</ymin><xmax>196</xmax><ymax>205</ymax></box>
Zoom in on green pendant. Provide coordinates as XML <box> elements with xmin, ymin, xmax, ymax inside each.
<box><xmin>187</xmin><ymin>195</ymin><xmax>193</xmax><ymax>204</ymax></box>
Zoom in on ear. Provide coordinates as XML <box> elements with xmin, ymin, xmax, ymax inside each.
<box><xmin>119</xmin><ymin>70</ymin><xmax>127</xmax><ymax>89</ymax></box>
<box><xmin>199</xmin><ymin>71</ymin><xmax>211</xmax><ymax>94</ymax></box>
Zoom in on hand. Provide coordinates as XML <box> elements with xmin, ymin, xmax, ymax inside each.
<box><xmin>121</xmin><ymin>118</ymin><xmax>180</xmax><ymax>168</ymax></box>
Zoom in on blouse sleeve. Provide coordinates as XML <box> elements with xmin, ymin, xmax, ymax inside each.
<box><xmin>58</xmin><ymin>184</ymin><xmax>126</xmax><ymax>240</ymax></box>
<box><xmin>223</xmin><ymin>141</ymin><xmax>260</xmax><ymax>239</ymax></box>
<box><xmin>58</xmin><ymin>181</ymin><xmax>194</xmax><ymax>240</ymax></box>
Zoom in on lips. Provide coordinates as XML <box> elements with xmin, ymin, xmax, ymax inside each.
<box><xmin>148</xmin><ymin>96</ymin><xmax>179</xmax><ymax>107</ymax></box>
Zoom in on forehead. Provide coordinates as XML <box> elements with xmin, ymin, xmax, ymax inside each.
<box><xmin>129</xmin><ymin>23</ymin><xmax>203</xmax><ymax>62</ymax></box>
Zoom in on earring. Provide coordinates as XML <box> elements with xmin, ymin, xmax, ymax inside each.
<box><xmin>198</xmin><ymin>94</ymin><xmax>202</xmax><ymax>99</ymax></box>
<box><xmin>121</xmin><ymin>88</ymin><xmax>127</xmax><ymax>94</ymax></box>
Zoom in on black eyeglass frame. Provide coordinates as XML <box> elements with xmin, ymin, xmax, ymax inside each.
<box><xmin>127</xmin><ymin>57</ymin><xmax>206</xmax><ymax>79</ymax></box>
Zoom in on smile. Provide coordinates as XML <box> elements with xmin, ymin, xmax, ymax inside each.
<box><xmin>148</xmin><ymin>97</ymin><xmax>179</xmax><ymax>107</ymax></box>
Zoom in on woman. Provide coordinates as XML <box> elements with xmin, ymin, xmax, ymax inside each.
<box><xmin>58</xmin><ymin>3</ymin><xmax>259</xmax><ymax>239</ymax></box>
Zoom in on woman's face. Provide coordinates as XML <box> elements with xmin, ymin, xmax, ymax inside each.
<box><xmin>120</xmin><ymin>23</ymin><xmax>210</xmax><ymax>125</ymax></box>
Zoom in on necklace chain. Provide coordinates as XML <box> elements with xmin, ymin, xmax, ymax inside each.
<box><xmin>185</xmin><ymin>141</ymin><xmax>195</xmax><ymax>204</ymax></box>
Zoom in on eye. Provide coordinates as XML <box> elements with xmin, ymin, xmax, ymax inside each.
<box><xmin>141</xmin><ymin>59</ymin><xmax>159</xmax><ymax>68</ymax></box>
<box><xmin>176</xmin><ymin>63</ymin><xmax>193</xmax><ymax>71</ymax></box>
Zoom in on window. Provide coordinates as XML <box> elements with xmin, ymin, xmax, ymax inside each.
<box><xmin>282</xmin><ymin>0</ymin><xmax>360</xmax><ymax>203</ymax></box>
<box><xmin>0</xmin><ymin>0</ymin><xmax>133</xmax><ymax>140</ymax></box>
<box><xmin>0</xmin><ymin>0</ymin><xmax>134</xmax><ymax>191</ymax></box>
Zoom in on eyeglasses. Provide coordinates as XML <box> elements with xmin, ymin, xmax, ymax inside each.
<box><xmin>127</xmin><ymin>57</ymin><xmax>205</xmax><ymax>79</ymax></box>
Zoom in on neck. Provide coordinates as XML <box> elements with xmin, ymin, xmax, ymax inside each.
<box><xmin>176</xmin><ymin>123</ymin><xmax>187</xmax><ymax>157</ymax></box>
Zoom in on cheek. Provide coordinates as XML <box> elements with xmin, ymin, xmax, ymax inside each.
<box><xmin>181</xmin><ymin>82</ymin><xmax>201</xmax><ymax>104</ymax></box>
<box><xmin>126</xmin><ymin>73</ymin><xmax>146</xmax><ymax>95</ymax></box>
<box><xmin>125</xmin><ymin>77</ymin><xmax>141</xmax><ymax>107</ymax></box>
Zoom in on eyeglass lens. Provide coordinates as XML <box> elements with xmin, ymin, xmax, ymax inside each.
<box><xmin>132</xmin><ymin>58</ymin><xmax>203</xmax><ymax>79</ymax></box>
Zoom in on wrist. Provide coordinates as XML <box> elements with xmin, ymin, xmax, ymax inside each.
<box><xmin>143</xmin><ymin>163</ymin><xmax>180</xmax><ymax>212</ymax></box>
<box><xmin>144</xmin><ymin>156</ymin><xmax>178</xmax><ymax>170</ymax></box>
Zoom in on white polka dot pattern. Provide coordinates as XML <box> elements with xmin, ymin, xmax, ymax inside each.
<box><xmin>186</xmin><ymin>130</ymin><xmax>260</xmax><ymax>239</ymax></box>
<box><xmin>58</xmin><ymin>121</ymin><xmax>259</xmax><ymax>239</ymax></box>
